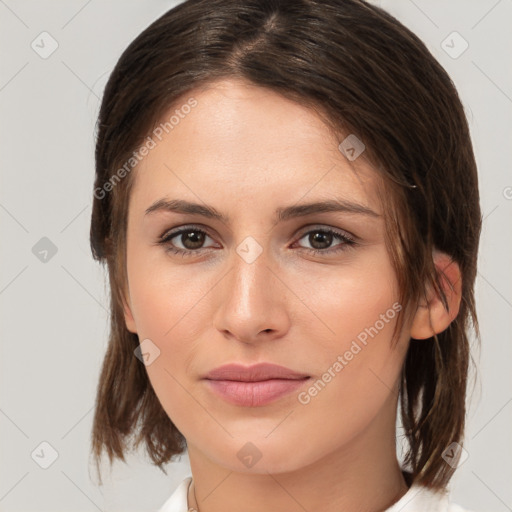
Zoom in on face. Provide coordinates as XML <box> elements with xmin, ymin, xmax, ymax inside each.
<box><xmin>122</xmin><ymin>78</ymin><xmax>411</xmax><ymax>474</ymax></box>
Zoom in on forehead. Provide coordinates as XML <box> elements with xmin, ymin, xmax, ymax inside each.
<box><xmin>130</xmin><ymin>78</ymin><xmax>384</xmax><ymax>215</ymax></box>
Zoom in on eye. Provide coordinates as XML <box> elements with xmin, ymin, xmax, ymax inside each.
<box><xmin>158</xmin><ymin>224</ymin><xmax>357</xmax><ymax>257</ymax></box>
<box><xmin>158</xmin><ymin>226</ymin><xmax>217</xmax><ymax>257</ymax></box>
<box><xmin>293</xmin><ymin>227</ymin><xmax>356</xmax><ymax>255</ymax></box>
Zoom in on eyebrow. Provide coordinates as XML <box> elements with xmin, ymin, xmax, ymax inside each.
<box><xmin>145</xmin><ymin>198</ymin><xmax>380</xmax><ymax>223</ymax></box>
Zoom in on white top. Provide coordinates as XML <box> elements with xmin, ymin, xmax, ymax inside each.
<box><xmin>157</xmin><ymin>476</ymin><xmax>473</xmax><ymax>512</ymax></box>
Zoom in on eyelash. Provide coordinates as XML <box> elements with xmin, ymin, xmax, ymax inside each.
<box><xmin>158</xmin><ymin>224</ymin><xmax>357</xmax><ymax>258</ymax></box>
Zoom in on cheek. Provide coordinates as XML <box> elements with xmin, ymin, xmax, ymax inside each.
<box><xmin>125</xmin><ymin>252</ymin><xmax>213</xmax><ymax>419</ymax></box>
<box><xmin>125</xmin><ymin>263</ymin><xmax>207</xmax><ymax>435</ymax></box>
<box><xmin>296</xmin><ymin>254</ymin><xmax>404</xmax><ymax>417</ymax></box>
<box><xmin>300</xmin><ymin>250</ymin><xmax>399</xmax><ymax>346</ymax></box>
<box><xmin>126</xmin><ymin>246</ymin><xmax>209</xmax><ymax>339</ymax></box>
<box><xmin>292</xmin><ymin>302</ymin><xmax>405</xmax><ymax>468</ymax></box>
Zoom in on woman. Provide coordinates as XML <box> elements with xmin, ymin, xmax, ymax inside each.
<box><xmin>89</xmin><ymin>1</ymin><xmax>481</xmax><ymax>511</ymax></box>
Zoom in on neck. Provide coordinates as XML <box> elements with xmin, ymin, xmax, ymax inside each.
<box><xmin>186</xmin><ymin>394</ymin><xmax>410</xmax><ymax>512</ymax></box>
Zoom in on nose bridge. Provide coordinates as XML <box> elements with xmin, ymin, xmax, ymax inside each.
<box><xmin>213</xmin><ymin>234</ymin><xmax>287</xmax><ymax>341</ymax></box>
<box><xmin>228</xmin><ymin>235</ymin><xmax>272</xmax><ymax>311</ymax></box>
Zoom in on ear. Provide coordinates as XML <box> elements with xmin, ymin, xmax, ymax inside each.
<box><xmin>121</xmin><ymin>289</ymin><xmax>137</xmax><ymax>334</ymax></box>
<box><xmin>410</xmin><ymin>251</ymin><xmax>462</xmax><ymax>340</ymax></box>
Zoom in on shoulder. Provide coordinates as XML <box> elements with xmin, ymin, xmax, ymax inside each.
<box><xmin>156</xmin><ymin>476</ymin><xmax>192</xmax><ymax>512</ymax></box>
<box><xmin>448</xmin><ymin>505</ymin><xmax>474</xmax><ymax>512</ymax></box>
<box><xmin>385</xmin><ymin>483</ymin><xmax>473</xmax><ymax>512</ymax></box>
<box><xmin>156</xmin><ymin>477</ymin><xmax>475</xmax><ymax>512</ymax></box>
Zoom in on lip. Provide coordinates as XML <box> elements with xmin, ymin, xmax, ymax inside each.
<box><xmin>203</xmin><ymin>363</ymin><xmax>310</xmax><ymax>407</ymax></box>
<box><xmin>204</xmin><ymin>362</ymin><xmax>309</xmax><ymax>381</ymax></box>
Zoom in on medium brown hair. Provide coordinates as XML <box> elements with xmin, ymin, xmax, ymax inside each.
<box><xmin>89</xmin><ymin>0</ymin><xmax>481</xmax><ymax>491</ymax></box>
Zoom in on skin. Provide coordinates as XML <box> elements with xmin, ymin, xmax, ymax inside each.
<box><xmin>122</xmin><ymin>78</ymin><xmax>461</xmax><ymax>512</ymax></box>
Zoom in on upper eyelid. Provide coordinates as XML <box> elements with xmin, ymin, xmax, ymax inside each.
<box><xmin>160</xmin><ymin>223</ymin><xmax>356</xmax><ymax>243</ymax></box>
<box><xmin>160</xmin><ymin>224</ymin><xmax>215</xmax><ymax>241</ymax></box>
<box><xmin>295</xmin><ymin>224</ymin><xmax>354</xmax><ymax>239</ymax></box>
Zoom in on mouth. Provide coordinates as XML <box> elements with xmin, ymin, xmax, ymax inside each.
<box><xmin>203</xmin><ymin>362</ymin><xmax>310</xmax><ymax>407</ymax></box>
<box><xmin>204</xmin><ymin>377</ymin><xmax>311</xmax><ymax>407</ymax></box>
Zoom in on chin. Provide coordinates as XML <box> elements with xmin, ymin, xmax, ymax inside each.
<box><xmin>195</xmin><ymin>434</ymin><xmax>315</xmax><ymax>475</ymax></box>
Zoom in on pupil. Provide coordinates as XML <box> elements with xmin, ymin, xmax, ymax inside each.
<box><xmin>310</xmin><ymin>231</ymin><xmax>332</xmax><ymax>249</ymax></box>
<box><xmin>183</xmin><ymin>230</ymin><xmax>205</xmax><ymax>249</ymax></box>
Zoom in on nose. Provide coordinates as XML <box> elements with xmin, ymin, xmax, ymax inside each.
<box><xmin>212</xmin><ymin>241</ymin><xmax>291</xmax><ymax>345</ymax></box>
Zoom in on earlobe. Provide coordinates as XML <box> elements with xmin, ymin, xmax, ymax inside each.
<box><xmin>410</xmin><ymin>252</ymin><xmax>462</xmax><ymax>340</ymax></box>
<box><xmin>122</xmin><ymin>293</ymin><xmax>138</xmax><ymax>334</ymax></box>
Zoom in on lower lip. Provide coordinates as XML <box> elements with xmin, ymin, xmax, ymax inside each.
<box><xmin>205</xmin><ymin>378</ymin><xmax>310</xmax><ymax>407</ymax></box>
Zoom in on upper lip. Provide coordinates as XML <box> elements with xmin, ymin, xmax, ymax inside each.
<box><xmin>204</xmin><ymin>363</ymin><xmax>309</xmax><ymax>382</ymax></box>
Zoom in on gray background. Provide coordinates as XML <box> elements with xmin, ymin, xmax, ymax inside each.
<box><xmin>1</xmin><ymin>0</ymin><xmax>511</xmax><ymax>511</ymax></box>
